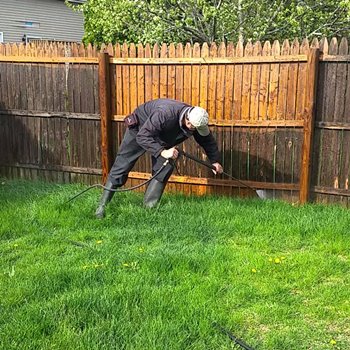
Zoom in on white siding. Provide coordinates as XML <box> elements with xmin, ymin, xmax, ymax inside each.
<box><xmin>0</xmin><ymin>0</ymin><xmax>85</xmax><ymax>43</ymax></box>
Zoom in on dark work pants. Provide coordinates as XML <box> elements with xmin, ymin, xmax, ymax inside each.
<box><xmin>107</xmin><ymin>128</ymin><xmax>174</xmax><ymax>187</ymax></box>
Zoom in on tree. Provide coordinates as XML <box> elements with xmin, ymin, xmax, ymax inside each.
<box><xmin>67</xmin><ymin>0</ymin><xmax>350</xmax><ymax>45</ymax></box>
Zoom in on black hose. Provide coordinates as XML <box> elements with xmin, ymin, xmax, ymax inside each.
<box><xmin>63</xmin><ymin>159</ymin><xmax>169</xmax><ymax>204</ymax></box>
<box><xmin>64</xmin><ymin>149</ymin><xmax>261</xmax><ymax>206</ymax></box>
<box><xmin>213</xmin><ymin>323</ymin><xmax>255</xmax><ymax>350</ymax></box>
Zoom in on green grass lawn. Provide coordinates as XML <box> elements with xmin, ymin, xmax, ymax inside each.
<box><xmin>0</xmin><ymin>179</ymin><xmax>349</xmax><ymax>350</ymax></box>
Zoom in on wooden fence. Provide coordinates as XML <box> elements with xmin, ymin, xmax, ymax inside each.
<box><xmin>0</xmin><ymin>39</ymin><xmax>349</xmax><ymax>206</ymax></box>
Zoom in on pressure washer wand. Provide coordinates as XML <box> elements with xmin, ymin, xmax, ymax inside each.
<box><xmin>178</xmin><ymin>150</ymin><xmax>260</xmax><ymax>194</ymax></box>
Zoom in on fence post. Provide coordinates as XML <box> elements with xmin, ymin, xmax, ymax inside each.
<box><xmin>299</xmin><ymin>48</ymin><xmax>320</xmax><ymax>204</ymax></box>
<box><xmin>98</xmin><ymin>52</ymin><xmax>112</xmax><ymax>183</ymax></box>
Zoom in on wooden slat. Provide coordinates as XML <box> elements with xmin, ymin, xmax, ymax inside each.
<box><xmin>183</xmin><ymin>43</ymin><xmax>192</xmax><ymax>104</ymax></box>
<box><xmin>160</xmin><ymin>43</ymin><xmax>168</xmax><ymax>98</ymax></box>
<box><xmin>241</xmin><ymin>41</ymin><xmax>252</xmax><ymax>120</ymax></box>
<box><xmin>152</xmin><ymin>43</ymin><xmax>160</xmax><ymax>100</ymax></box>
<box><xmin>313</xmin><ymin>38</ymin><xmax>328</xmax><ymax>192</ymax></box>
<box><xmin>71</xmin><ymin>43</ymin><xmax>80</xmax><ymax>113</ymax></box>
<box><xmin>286</xmin><ymin>38</ymin><xmax>300</xmax><ymax>119</ymax></box>
<box><xmin>18</xmin><ymin>44</ymin><xmax>28</xmax><ymax>110</ymax></box>
<box><xmin>324</xmin><ymin>39</ymin><xmax>339</xmax><ymax>199</ymax></box>
<box><xmin>167</xmin><ymin>43</ymin><xmax>176</xmax><ymax>99</ymax></box>
<box><xmin>258</xmin><ymin>41</ymin><xmax>271</xmax><ymax>120</ymax></box>
<box><xmin>250</xmin><ymin>41</ymin><xmax>262</xmax><ymax>121</ymax></box>
<box><xmin>295</xmin><ymin>39</ymin><xmax>309</xmax><ymax>120</ymax></box>
<box><xmin>276</xmin><ymin>40</ymin><xmax>290</xmax><ymax>119</ymax></box>
<box><xmin>233</xmin><ymin>41</ymin><xmax>244</xmax><ymax>119</ymax></box>
<box><xmin>191</xmin><ymin>43</ymin><xmax>201</xmax><ymax>107</ymax></box>
<box><xmin>216</xmin><ymin>42</ymin><xmax>226</xmax><ymax>121</ymax></box>
<box><xmin>11</xmin><ymin>45</ymin><xmax>20</xmax><ymax>110</ymax></box>
<box><xmin>129</xmin><ymin>43</ymin><xmax>138</xmax><ymax>112</ymax></box>
<box><xmin>122</xmin><ymin>43</ymin><xmax>130</xmax><ymax>114</ymax></box>
<box><xmin>26</xmin><ymin>61</ymin><xmax>34</xmax><ymax>111</ymax></box>
<box><xmin>175</xmin><ymin>43</ymin><xmax>184</xmax><ymax>102</ymax></box>
<box><xmin>199</xmin><ymin>43</ymin><xmax>209</xmax><ymax>110</ymax></box>
<box><xmin>137</xmin><ymin>44</ymin><xmax>145</xmax><ymax>106</ymax></box>
<box><xmin>267</xmin><ymin>40</ymin><xmax>280</xmax><ymax>119</ymax></box>
<box><xmin>324</xmin><ymin>38</ymin><xmax>338</xmax><ymax>122</ymax></box>
<box><xmin>144</xmin><ymin>44</ymin><xmax>152</xmax><ymax>102</ymax></box>
<box><xmin>224</xmin><ymin>42</ymin><xmax>235</xmax><ymax>121</ymax></box>
<box><xmin>334</xmin><ymin>38</ymin><xmax>348</xmax><ymax>122</ymax></box>
<box><xmin>328</xmin><ymin>37</ymin><xmax>346</xmax><ymax>199</ymax></box>
<box><xmin>342</xmin><ymin>39</ymin><xmax>350</xmax><ymax>194</ymax></box>
<box><xmin>115</xmin><ymin>44</ymin><xmax>123</xmax><ymax>116</ymax></box>
<box><xmin>317</xmin><ymin>37</ymin><xmax>328</xmax><ymax>122</ymax></box>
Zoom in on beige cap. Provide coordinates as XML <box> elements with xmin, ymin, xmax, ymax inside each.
<box><xmin>188</xmin><ymin>107</ymin><xmax>210</xmax><ymax>136</ymax></box>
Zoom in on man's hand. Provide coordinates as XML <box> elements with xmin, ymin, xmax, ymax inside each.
<box><xmin>212</xmin><ymin>162</ymin><xmax>223</xmax><ymax>175</ymax></box>
<box><xmin>161</xmin><ymin>147</ymin><xmax>179</xmax><ymax>159</ymax></box>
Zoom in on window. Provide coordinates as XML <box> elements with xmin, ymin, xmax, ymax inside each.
<box><xmin>22</xmin><ymin>34</ymin><xmax>42</xmax><ymax>44</ymax></box>
<box><xmin>17</xmin><ymin>20</ymin><xmax>40</xmax><ymax>28</ymax></box>
<box><xmin>0</xmin><ymin>32</ymin><xmax>3</xmax><ymax>43</ymax></box>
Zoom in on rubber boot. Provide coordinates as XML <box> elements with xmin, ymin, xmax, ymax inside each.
<box><xmin>143</xmin><ymin>179</ymin><xmax>166</xmax><ymax>208</ymax></box>
<box><xmin>95</xmin><ymin>179</ymin><xmax>116</xmax><ymax>219</ymax></box>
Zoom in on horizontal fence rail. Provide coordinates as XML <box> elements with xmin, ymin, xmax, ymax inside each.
<box><xmin>0</xmin><ymin>56</ymin><xmax>98</xmax><ymax>63</ymax></box>
<box><xmin>1</xmin><ymin>37</ymin><xmax>350</xmax><ymax>206</ymax></box>
<box><xmin>109</xmin><ymin>55</ymin><xmax>308</xmax><ymax>64</ymax></box>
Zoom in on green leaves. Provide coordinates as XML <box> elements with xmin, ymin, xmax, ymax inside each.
<box><xmin>66</xmin><ymin>0</ymin><xmax>350</xmax><ymax>45</ymax></box>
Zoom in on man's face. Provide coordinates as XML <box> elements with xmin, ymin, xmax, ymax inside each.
<box><xmin>184</xmin><ymin>116</ymin><xmax>196</xmax><ymax>131</ymax></box>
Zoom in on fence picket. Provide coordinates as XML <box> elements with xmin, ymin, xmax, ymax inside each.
<box><xmin>199</xmin><ymin>43</ymin><xmax>209</xmax><ymax>110</ymax></box>
<box><xmin>175</xmin><ymin>43</ymin><xmax>184</xmax><ymax>103</ymax></box>
<box><xmin>324</xmin><ymin>38</ymin><xmax>338</xmax><ymax>122</ymax></box>
<box><xmin>137</xmin><ymin>44</ymin><xmax>145</xmax><ymax>106</ymax></box>
<box><xmin>183</xmin><ymin>43</ymin><xmax>192</xmax><ymax>105</ymax></box>
<box><xmin>129</xmin><ymin>43</ymin><xmax>138</xmax><ymax>112</ymax></box>
<box><xmin>250</xmin><ymin>41</ymin><xmax>262</xmax><ymax>121</ymax></box>
<box><xmin>224</xmin><ymin>42</ymin><xmax>235</xmax><ymax>121</ymax></box>
<box><xmin>286</xmin><ymin>38</ymin><xmax>299</xmax><ymax>120</ymax></box>
<box><xmin>208</xmin><ymin>43</ymin><xmax>217</xmax><ymax>120</ymax></box>
<box><xmin>191</xmin><ymin>43</ymin><xmax>201</xmax><ymax>107</ymax></box>
<box><xmin>115</xmin><ymin>44</ymin><xmax>122</xmax><ymax>115</ymax></box>
<box><xmin>216</xmin><ymin>42</ymin><xmax>226</xmax><ymax>121</ymax></box>
<box><xmin>160</xmin><ymin>43</ymin><xmax>168</xmax><ymax>98</ymax></box>
<box><xmin>334</xmin><ymin>38</ymin><xmax>347</xmax><ymax>122</ymax></box>
<box><xmin>276</xmin><ymin>40</ymin><xmax>290</xmax><ymax>119</ymax></box>
<box><xmin>122</xmin><ymin>43</ymin><xmax>130</xmax><ymax>115</ymax></box>
<box><xmin>152</xmin><ymin>43</ymin><xmax>160</xmax><ymax>100</ymax></box>
<box><xmin>258</xmin><ymin>41</ymin><xmax>271</xmax><ymax>120</ymax></box>
<box><xmin>233</xmin><ymin>40</ymin><xmax>243</xmax><ymax>120</ymax></box>
<box><xmin>333</xmin><ymin>37</ymin><xmax>348</xmax><ymax>198</ymax></box>
<box><xmin>166</xmin><ymin>43</ymin><xmax>175</xmax><ymax>100</ymax></box>
<box><xmin>241</xmin><ymin>41</ymin><xmax>253</xmax><ymax>120</ymax></box>
<box><xmin>267</xmin><ymin>40</ymin><xmax>280</xmax><ymax>120</ymax></box>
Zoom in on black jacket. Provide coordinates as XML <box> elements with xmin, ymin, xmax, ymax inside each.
<box><xmin>134</xmin><ymin>99</ymin><xmax>220</xmax><ymax>163</ymax></box>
